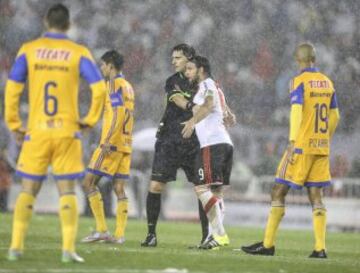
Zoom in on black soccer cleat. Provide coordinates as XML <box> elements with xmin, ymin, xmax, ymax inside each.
<box><xmin>309</xmin><ymin>249</ymin><xmax>327</xmax><ymax>258</ymax></box>
<box><xmin>241</xmin><ymin>242</ymin><xmax>275</xmax><ymax>256</ymax></box>
<box><xmin>141</xmin><ymin>233</ymin><xmax>157</xmax><ymax>247</ymax></box>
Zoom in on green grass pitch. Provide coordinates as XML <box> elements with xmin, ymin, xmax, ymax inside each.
<box><xmin>0</xmin><ymin>213</ymin><xmax>359</xmax><ymax>273</ymax></box>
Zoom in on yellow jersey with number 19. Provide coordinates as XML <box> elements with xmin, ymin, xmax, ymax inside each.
<box><xmin>101</xmin><ymin>74</ymin><xmax>135</xmax><ymax>154</ymax></box>
<box><xmin>289</xmin><ymin>67</ymin><xmax>338</xmax><ymax>155</ymax></box>
<box><xmin>5</xmin><ymin>32</ymin><xmax>106</xmax><ymax>138</ymax></box>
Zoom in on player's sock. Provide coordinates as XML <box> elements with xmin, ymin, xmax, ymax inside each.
<box><xmin>114</xmin><ymin>197</ymin><xmax>128</xmax><ymax>239</ymax></box>
<box><xmin>198</xmin><ymin>190</ymin><xmax>225</xmax><ymax>237</ymax></box>
<box><xmin>313</xmin><ymin>206</ymin><xmax>327</xmax><ymax>251</ymax></box>
<box><xmin>10</xmin><ymin>192</ymin><xmax>35</xmax><ymax>251</ymax></box>
<box><xmin>218</xmin><ymin>198</ymin><xmax>225</xmax><ymax>223</ymax></box>
<box><xmin>146</xmin><ymin>192</ymin><xmax>161</xmax><ymax>234</ymax></box>
<box><xmin>263</xmin><ymin>202</ymin><xmax>285</xmax><ymax>248</ymax></box>
<box><xmin>88</xmin><ymin>191</ymin><xmax>108</xmax><ymax>232</ymax></box>
<box><xmin>59</xmin><ymin>194</ymin><xmax>78</xmax><ymax>252</ymax></box>
<box><xmin>198</xmin><ymin>200</ymin><xmax>209</xmax><ymax>242</ymax></box>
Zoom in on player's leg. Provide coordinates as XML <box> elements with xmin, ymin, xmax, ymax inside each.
<box><xmin>112</xmin><ymin>178</ymin><xmax>128</xmax><ymax>243</ymax></box>
<box><xmin>8</xmin><ymin>136</ymin><xmax>48</xmax><ymax>261</ymax></box>
<box><xmin>306</xmin><ymin>155</ymin><xmax>331</xmax><ymax>258</ymax></box>
<box><xmin>181</xmin><ymin>142</ymin><xmax>209</xmax><ymax>245</ymax></box>
<box><xmin>8</xmin><ymin>179</ymin><xmax>43</xmax><ymax>261</ymax></box>
<box><xmin>56</xmin><ymin>180</ymin><xmax>83</xmax><ymax>263</ymax></box>
<box><xmin>81</xmin><ymin>172</ymin><xmax>110</xmax><ymax>242</ymax></box>
<box><xmin>142</xmin><ymin>140</ymin><xmax>176</xmax><ymax>247</ymax></box>
<box><xmin>52</xmin><ymin>137</ymin><xmax>85</xmax><ymax>263</ymax></box>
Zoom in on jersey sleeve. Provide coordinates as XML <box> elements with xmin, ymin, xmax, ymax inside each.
<box><xmin>5</xmin><ymin>45</ymin><xmax>28</xmax><ymax>131</ymax></box>
<box><xmin>330</xmin><ymin>92</ymin><xmax>338</xmax><ymax>109</ymax></box>
<box><xmin>80</xmin><ymin>47</ymin><xmax>107</xmax><ymax>127</ymax></box>
<box><xmin>289</xmin><ymin>78</ymin><xmax>304</xmax><ymax>105</ymax></box>
<box><xmin>203</xmin><ymin>80</ymin><xmax>216</xmax><ymax>97</ymax></box>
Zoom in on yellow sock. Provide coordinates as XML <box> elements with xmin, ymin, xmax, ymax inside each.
<box><xmin>313</xmin><ymin>208</ymin><xmax>327</xmax><ymax>251</ymax></box>
<box><xmin>263</xmin><ymin>205</ymin><xmax>285</xmax><ymax>248</ymax></box>
<box><xmin>10</xmin><ymin>192</ymin><xmax>35</xmax><ymax>251</ymax></box>
<box><xmin>59</xmin><ymin>195</ymin><xmax>78</xmax><ymax>252</ymax></box>
<box><xmin>88</xmin><ymin>191</ymin><xmax>108</xmax><ymax>232</ymax></box>
<box><xmin>114</xmin><ymin>198</ymin><xmax>128</xmax><ymax>239</ymax></box>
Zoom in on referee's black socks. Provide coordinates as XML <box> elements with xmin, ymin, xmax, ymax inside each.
<box><xmin>146</xmin><ymin>192</ymin><xmax>161</xmax><ymax>234</ymax></box>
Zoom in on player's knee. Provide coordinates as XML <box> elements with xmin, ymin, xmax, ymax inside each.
<box><xmin>149</xmin><ymin>181</ymin><xmax>165</xmax><ymax>193</ymax></box>
<box><xmin>21</xmin><ymin>179</ymin><xmax>42</xmax><ymax>196</ymax></box>
<box><xmin>307</xmin><ymin>187</ymin><xmax>323</xmax><ymax>206</ymax></box>
<box><xmin>82</xmin><ymin>174</ymin><xmax>99</xmax><ymax>194</ymax></box>
<box><xmin>114</xmin><ymin>181</ymin><xmax>126</xmax><ymax>199</ymax></box>
<box><xmin>194</xmin><ymin>184</ymin><xmax>209</xmax><ymax>196</ymax></box>
<box><xmin>271</xmin><ymin>184</ymin><xmax>288</xmax><ymax>202</ymax></box>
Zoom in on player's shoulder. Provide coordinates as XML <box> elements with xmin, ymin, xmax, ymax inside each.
<box><xmin>200</xmin><ymin>77</ymin><xmax>216</xmax><ymax>90</ymax></box>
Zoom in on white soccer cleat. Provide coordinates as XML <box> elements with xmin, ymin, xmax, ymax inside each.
<box><xmin>61</xmin><ymin>251</ymin><xmax>85</xmax><ymax>263</ymax></box>
<box><xmin>7</xmin><ymin>249</ymin><xmax>23</xmax><ymax>261</ymax></box>
<box><xmin>81</xmin><ymin>231</ymin><xmax>111</xmax><ymax>243</ymax></box>
<box><xmin>109</xmin><ymin>236</ymin><xmax>126</xmax><ymax>244</ymax></box>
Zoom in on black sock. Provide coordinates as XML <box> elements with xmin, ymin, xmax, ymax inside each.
<box><xmin>146</xmin><ymin>192</ymin><xmax>161</xmax><ymax>234</ymax></box>
<box><xmin>198</xmin><ymin>200</ymin><xmax>209</xmax><ymax>242</ymax></box>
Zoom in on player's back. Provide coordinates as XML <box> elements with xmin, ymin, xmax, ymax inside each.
<box><xmin>291</xmin><ymin>68</ymin><xmax>337</xmax><ymax>155</ymax></box>
<box><xmin>10</xmin><ymin>33</ymin><xmax>103</xmax><ymax>138</ymax></box>
<box><xmin>101</xmin><ymin>75</ymin><xmax>135</xmax><ymax>153</ymax></box>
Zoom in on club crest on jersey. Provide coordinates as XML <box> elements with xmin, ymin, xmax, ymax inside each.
<box><xmin>36</xmin><ymin>48</ymin><xmax>71</xmax><ymax>61</ymax></box>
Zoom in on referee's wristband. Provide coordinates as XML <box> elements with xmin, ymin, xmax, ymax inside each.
<box><xmin>186</xmin><ymin>101</ymin><xmax>195</xmax><ymax>111</ymax></box>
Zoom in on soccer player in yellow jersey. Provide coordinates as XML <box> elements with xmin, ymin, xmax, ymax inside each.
<box><xmin>4</xmin><ymin>4</ymin><xmax>106</xmax><ymax>263</ymax></box>
<box><xmin>241</xmin><ymin>43</ymin><xmax>340</xmax><ymax>258</ymax></box>
<box><xmin>81</xmin><ymin>50</ymin><xmax>135</xmax><ymax>244</ymax></box>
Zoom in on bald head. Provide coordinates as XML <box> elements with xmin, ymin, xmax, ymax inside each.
<box><xmin>295</xmin><ymin>43</ymin><xmax>316</xmax><ymax>64</ymax></box>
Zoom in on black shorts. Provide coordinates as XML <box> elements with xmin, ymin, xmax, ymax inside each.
<box><xmin>194</xmin><ymin>143</ymin><xmax>233</xmax><ymax>186</ymax></box>
<box><xmin>151</xmin><ymin>139</ymin><xmax>199</xmax><ymax>183</ymax></box>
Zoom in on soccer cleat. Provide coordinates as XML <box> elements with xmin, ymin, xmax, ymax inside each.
<box><xmin>141</xmin><ymin>233</ymin><xmax>157</xmax><ymax>247</ymax></box>
<box><xmin>106</xmin><ymin>236</ymin><xmax>126</xmax><ymax>244</ymax></box>
<box><xmin>81</xmin><ymin>231</ymin><xmax>111</xmax><ymax>243</ymax></box>
<box><xmin>240</xmin><ymin>242</ymin><xmax>275</xmax><ymax>256</ymax></box>
<box><xmin>199</xmin><ymin>235</ymin><xmax>220</xmax><ymax>250</ymax></box>
<box><xmin>309</xmin><ymin>249</ymin><xmax>327</xmax><ymax>258</ymax></box>
<box><xmin>61</xmin><ymin>251</ymin><xmax>85</xmax><ymax>263</ymax></box>
<box><xmin>214</xmin><ymin>234</ymin><xmax>230</xmax><ymax>246</ymax></box>
<box><xmin>7</xmin><ymin>249</ymin><xmax>23</xmax><ymax>261</ymax></box>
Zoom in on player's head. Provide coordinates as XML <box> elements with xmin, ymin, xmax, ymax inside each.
<box><xmin>100</xmin><ymin>50</ymin><xmax>124</xmax><ymax>78</ymax></box>
<box><xmin>295</xmin><ymin>42</ymin><xmax>316</xmax><ymax>67</ymax></box>
<box><xmin>185</xmin><ymin>55</ymin><xmax>211</xmax><ymax>83</ymax></box>
<box><xmin>172</xmin><ymin>44</ymin><xmax>196</xmax><ymax>73</ymax></box>
<box><xmin>45</xmin><ymin>3</ymin><xmax>70</xmax><ymax>32</ymax></box>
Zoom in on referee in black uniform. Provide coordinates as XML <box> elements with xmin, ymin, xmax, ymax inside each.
<box><xmin>141</xmin><ymin>44</ymin><xmax>208</xmax><ymax>247</ymax></box>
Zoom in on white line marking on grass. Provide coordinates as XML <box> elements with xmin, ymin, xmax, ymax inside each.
<box><xmin>0</xmin><ymin>269</ymin><xmax>205</xmax><ymax>273</ymax></box>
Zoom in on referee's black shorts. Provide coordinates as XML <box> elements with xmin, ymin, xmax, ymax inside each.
<box><xmin>193</xmin><ymin>143</ymin><xmax>233</xmax><ymax>186</ymax></box>
<box><xmin>151</xmin><ymin>139</ymin><xmax>199</xmax><ymax>183</ymax></box>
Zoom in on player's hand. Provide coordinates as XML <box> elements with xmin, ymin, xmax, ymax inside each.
<box><xmin>286</xmin><ymin>141</ymin><xmax>296</xmax><ymax>164</ymax></box>
<box><xmin>100</xmin><ymin>143</ymin><xmax>113</xmax><ymax>156</ymax></box>
<box><xmin>181</xmin><ymin>118</ymin><xmax>196</xmax><ymax>139</ymax></box>
<box><xmin>13</xmin><ymin>128</ymin><xmax>26</xmax><ymax>146</ymax></box>
<box><xmin>224</xmin><ymin>111</ymin><xmax>236</xmax><ymax>128</ymax></box>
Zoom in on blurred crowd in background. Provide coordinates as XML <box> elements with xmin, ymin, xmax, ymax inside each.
<box><xmin>1</xmin><ymin>0</ymin><xmax>360</xmax><ymax>210</ymax></box>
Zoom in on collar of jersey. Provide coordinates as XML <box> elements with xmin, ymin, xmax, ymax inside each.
<box><xmin>44</xmin><ymin>32</ymin><xmax>68</xmax><ymax>39</ymax></box>
<box><xmin>301</xmin><ymin>67</ymin><xmax>319</xmax><ymax>73</ymax></box>
<box><xmin>115</xmin><ymin>73</ymin><xmax>124</xmax><ymax>79</ymax></box>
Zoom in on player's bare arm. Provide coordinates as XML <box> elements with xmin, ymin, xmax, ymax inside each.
<box><xmin>182</xmin><ymin>95</ymin><xmax>214</xmax><ymax>138</ymax></box>
<box><xmin>223</xmin><ymin>103</ymin><xmax>236</xmax><ymax>128</ymax></box>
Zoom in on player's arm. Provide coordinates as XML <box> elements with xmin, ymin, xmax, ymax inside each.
<box><xmin>78</xmin><ymin>48</ymin><xmax>106</xmax><ymax>128</ymax></box>
<box><xmin>5</xmin><ymin>46</ymin><xmax>28</xmax><ymax>144</ymax></box>
<box><xmin>167</xmin><ymin>80</ymin><xmax>194</xmax><ymax>111</ymax></box>
<box><xmin>287</xmin><ymin>81</ymin><xmax>304</xmax><ymax>163</ymax></box>
<box><xmin>223</xmin><ymin>102</ymin><xmax>236</xmax><ymax>127</ymax></box>
<box><xmin>181</xmin><ymin>92</ymin><xmax>214</xmax><ymax>138</ymax></box>
<box><xmin>328</xmin><ymin>92</ymin><xmax>340</xmax><ymax>138</ymax></box>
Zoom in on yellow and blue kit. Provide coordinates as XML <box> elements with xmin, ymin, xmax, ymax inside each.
<box><xmin>5</xmin><ymin>32</ymin><xmax>106</xmax><ymax>181</ymax></box>
<box><xmin>275</xmin><ymin>67</ymin><xmax>339</xmax><ymax>189</ymax></box>
<box><xmin>87</xmin><ymin>74</ymin><xmax>135</xmax><ymax>180</ymax></box>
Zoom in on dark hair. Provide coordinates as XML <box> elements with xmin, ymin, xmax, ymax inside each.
<box><xmin>101</xmin><ymin>50</ymin><xmax>124</xmax><ymax>71</ymax></box>
<box><xmin>46</xmin><ymin>4</ymin><xmax>70</xmax><ymax>31</ymax></box>
<box><xmin>189</xmin><ymin>55</ymin><xmax>211</xmax><ymax>75</ymax></box>
<box><xmin>172</xmin><ymin>43</ymin><xmax>196</xmax><ymax>60</ymax></box>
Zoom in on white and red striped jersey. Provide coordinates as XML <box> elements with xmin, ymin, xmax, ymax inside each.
<box><xmin>193</xmin><ymin>77</ymin><xmax>233</xmax><ymax>148</ymax></box>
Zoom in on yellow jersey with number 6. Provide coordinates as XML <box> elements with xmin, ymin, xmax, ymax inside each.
<box><xmin>100</xmin><ymin>74</ymin><xmax>135</xmax><ymax>154</ymax></box>
<box><xmin>5</xmin><ymin>32</ymin><xmax>106</xmax><ymax>138</ymax></box>
<box><xmin>289</xmin><ymin>67</ymin><xmax>338</xmax><ymax>155</ymax></box>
